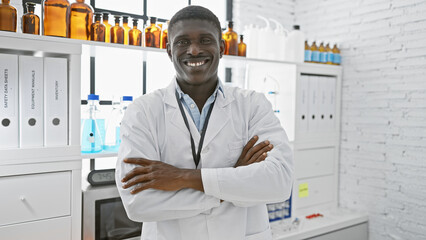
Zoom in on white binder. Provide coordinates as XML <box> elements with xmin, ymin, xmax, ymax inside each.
<box><xmin>19</xmin><ymin>56</ymin><xmax>44</xmax><ymax>147</ymax></box>
<box><xmin>317</xmin><ymin>76</ymin><xmax>328</xmax><ymax>130</ymax></box>
<box><xmin>0</xmin><ymin>53</ymin><xmax>19</xmax><ymax>149</ymax></box>
<box><xmin>326</xmin><ymin>77</ymin><xmax>336</xmax><ymax>130</ymax></box>
<box><xmin>296</xmin><ymin>75</ymin><xmax>309</xmax><ymax>133</ymax></box>
<box><xmin>44</xmin><ymin>57</ymin><xmax>68</xmax><ymax>146</ymax></box>
<box><xmin>307</xmin><ymin>75</ymin><xmax>319</xmax><ymax>132</ymax></box>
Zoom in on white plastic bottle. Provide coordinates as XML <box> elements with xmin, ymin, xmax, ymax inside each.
<box><xmin>243</xmin><ymin>24</ymin><xmax>259</xmax><ymax>58</ymax></box>
<box><xmin>256</xmin><ymin>15</ymin><xmax>276</xmax><ymax>60</ymax></box>
<box><xmin>284</xmin><ymin>25</ymin><xmax>305</xmax><ymax>63</ymax></box>
<box><xmin>270</xmin><ymin>18</ymin><xmax>288</xmax><ymax>61</ymax></box>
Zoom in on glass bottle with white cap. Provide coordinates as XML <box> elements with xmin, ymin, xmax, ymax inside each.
<box><xmin>81</xmin><ymin>94</ymin><xmax>104</xmax><ymax>153</ymax></box>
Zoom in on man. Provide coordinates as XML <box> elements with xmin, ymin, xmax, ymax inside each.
<box><xmin>116</xmin><ymin>5</ymin><xmax>293</xmax><ymax>240</ymax></box>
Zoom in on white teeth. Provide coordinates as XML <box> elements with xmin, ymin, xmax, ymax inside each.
<box><xmin>187</xmin><ymin>61</ymin><xmax>206</xmax><ymax>67</ymax></box>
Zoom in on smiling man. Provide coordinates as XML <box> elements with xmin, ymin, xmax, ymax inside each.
<box><xmin>116</xmin><ymin>5</ymin><xmax>293</xmax><ymax>240</ymax></box>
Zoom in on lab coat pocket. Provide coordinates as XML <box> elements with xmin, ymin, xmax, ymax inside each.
<box><xmin>227</xmin><ymin>141</ymin><xmax>244</xmax><ymax>165</ymax></box>
<box><xmin>244</xmin><ymin>227</ymin><xmax>272</xmax><ymax>240</ymax></box>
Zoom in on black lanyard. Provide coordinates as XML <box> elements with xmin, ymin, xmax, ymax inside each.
<box><xmin>175</xmin><ymin>90</ymin><xmax>216</xmax><ymax>168</ymax></box>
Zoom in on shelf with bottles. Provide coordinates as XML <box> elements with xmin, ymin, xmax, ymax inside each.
<box><xmin>304</xmin><ymin>40</ymin><xmax>341</xmax><ymax>65</ymax></box>
<box><xmin>0</xmin><ymin>28</ymin><xmax>341</xmax><ymax>70</ymax></box>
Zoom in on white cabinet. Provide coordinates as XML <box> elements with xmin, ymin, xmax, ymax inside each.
<box><xmin>0</xmin><ymin>171</ymin><xmax>71</xmax><ymax>226</ymax></box>
<box><xmin>0</xmin><ymin>31</ymin><xmax>82</xmax><ymax>240</ymax></box>
<box><xmin>294</xmin><ymin>147</ymin><xmax>335</xmax><ymax>179</ymax></box>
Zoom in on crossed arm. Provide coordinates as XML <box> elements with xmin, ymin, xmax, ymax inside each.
<box><xmin>121</xmin><ymin>135</ymin><xmax>273</xmax><ymax>194</ymax></box>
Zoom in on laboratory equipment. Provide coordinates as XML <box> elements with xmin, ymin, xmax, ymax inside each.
<box><xmin>69</xmin><ymin>0</ymin><xmax>94</xmax><ymax>40</ymax></box>
<box><xmin>223</xmin><ymin>21</ymin><xmax>238</xmax><ymax>55</ymax></box>
<box><xmin>111</xmin><ymin>15</ymin><xmax>124</xmax><ymax>44</ymax></box>
<box><xmin>90</xmin><ymin>13</ymin><xmax>105</xmax><ymax>42</ymax></box>
<box><xmin>238</xmin><ymin>35</ymin><xmax>247</xmax><ymax>57</ymax></box>
<box><xmin>0</xmin><ymin>0</ymin><xmax>17</xmax><ymax>32</ymax></box>
<box><xmin>22</xmin><ymin>2</ymin><xmax>40</xmax><ymax>35</ymax></box>
<box><xmin>103</xmin><ymin>96</ymin><xmax>133</xmax><ymax>152</ymax></box>
<box><xmin>122</xmin><ymin>15</ymin><xmax>130</xmax><ymax>45</ymax></box>
<box><xmin>129</xmin><ymin>18</ymin><xmax>142</xmax><ymax>46</ymax></box>
<box><xmin>102</xmin><ymin>12</ymin><xmax>112</xmax><ymax>43</ymax></box>
<box><xmin>145</xmin><ymin>17</ymin><xmax>161</xmax><ymax>48</ymax></box>
<box><xmin>81</xmin><ymin>94</ymin><xmax>103</xmax><ymax>153</ymax></box>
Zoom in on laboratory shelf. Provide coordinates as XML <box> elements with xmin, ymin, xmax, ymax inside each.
<box><xmin>0</xmin><ymin>31</ymin><xmax>343</xmax><ymax>69</ymax></box>
<box><xmin>81</xmin><ymin>151</ymin><xmax>118</xmax><ymax>159</ymax></box>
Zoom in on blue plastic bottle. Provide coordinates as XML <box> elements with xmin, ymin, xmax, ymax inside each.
<box><xmin>81</xmin><ymin>94</ymin><xmax>103</xmax><ymax>153</ymax></box>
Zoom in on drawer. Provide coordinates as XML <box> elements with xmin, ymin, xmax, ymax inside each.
<box><xmin>295</xmin><ymin>175</ymin><xmax>334</xmax><ymax>209</ymax></box>
<box><xmin>0</xmin><ymin>216</ymin><xmax>71</xmax><ymax>240</ymax></box>
<box><xmin>295</xmin><ymin>147</ymin><xmax>334</xmax><ymax>179</ymax></box>
<box><xmin>0</xmin><ymin>171</ymin><xmax>71</xmax><ymax>226</ymax></box>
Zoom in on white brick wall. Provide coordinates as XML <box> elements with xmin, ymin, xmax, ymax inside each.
<box><xmin>295</xmin><ymin>1</ymin><xmax>426</xmax><ymax>238</ymax></box>
<box><xmin>235</xmin><ymin>0</ymin><xmax>426</xmax><ymax>239</ymax></box>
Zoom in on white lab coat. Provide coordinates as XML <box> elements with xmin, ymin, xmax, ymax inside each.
<box><xmin>116</xmin><ymin>80</ymin><xmax>294</xmax><ymax>240</ymax></box>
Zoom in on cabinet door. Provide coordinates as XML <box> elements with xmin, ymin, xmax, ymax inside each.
<box><xmin>296</xmin><ymin>175</ymin><xmax>334</xmax><ymax>209</ymax></box>
<box><xmin>295</xmin><ymin>147</ymin><xmax>334</xmax><ymax>179</ymax></box>
<box><xmin>307</xmin><ymin>223</ymin><xmax>368</xmax><ymax>240</ymax></box>
<box><xmin>0</xmin><ymin>216</ymin><xmax>71</xmax><ymax>240</ymax></box>
<box><xmin>0</xmin><ymin>171</ymin><xmax>71</xmax><ymax>226</ymax></box>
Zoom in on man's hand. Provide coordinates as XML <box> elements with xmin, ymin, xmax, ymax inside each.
<box><xmin>234</xmin><ymin>135</ymin><xmax>273</xmax><ymax>168</ymax></box>
<box><xmin>121</xmin><ymin>158</ymin><xmax>203</xmax><ymax>194</ymax></box>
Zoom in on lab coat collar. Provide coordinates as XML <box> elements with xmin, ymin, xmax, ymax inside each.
<box><xmin>164</xmin><ymin>77</ymin><xmax>233</xmax><ymax>108</ymax></box>
<box><xmin>164</xmin><ymin>77</ymin><xmax>234</xmax><ymax>150</ymax></box>
<box><xmin>175</xmin><ymin>78</ymin><xmax>225</xmax><ymax>100</ymax></box>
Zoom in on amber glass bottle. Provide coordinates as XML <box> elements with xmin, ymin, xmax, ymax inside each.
<box><xmin>319</xmin><ymin>42</ymin><xmax>326</xmax><ymax>64</ymax></box>
<box><xmin>304</xmin><ymin>40</ymin><xmax>311</xmax><ymax>62</ymax></box>
<box><xmin>22</xmin><ymin>2</ymin><xmax>40</xmax><ymax>35</ymax></box>
<box><xmin>332</xmin><ymin>44</ymin><xmax>341</xmax><ymax>65</ymax></box>
<box><xmin>43</xmin><ymin>0</ymin><xmax>69</xmax><ymax>37</ymax></box>
<box><xmin>160</xmin><ymin>21</ymin><xmax>169</xmax><ymax>49</ymax></box>
<box><xmin>223</xmin><ymin>21</ymin><xmax>238</xmax><ymax>56</ymax></box>
<box><xmin>238</xmin><ymin>35</ymin><xmax>246</xmax><ymax>57</ymax></box>
<box><xmin>311</xmin><ymin>41</ymin><xmax>319</xmax><ymax>63</ymax></box>
<box><xmin>122</xmin><ymin>15</ymin><xmax>131</xmax><ymax>45</ymax></box>
<box><xmin>102</xmin><ymin>12</ymin><xmax>111</xmax><ymax>43</ymax></box>
<box><xmin>145</xmin><ymin>17</ymin><xmax>161</xmax><ymax>48</ymax></box>
<box><xmin>129</xmin><ymin>18</ymin><xmax>142</xmax><ymax>46</ymax></box>
<box><xmin>325</xmin><ymin>43</ymin><xmax>333</xmax><ymax>65</ymax></box>
<box><xmin>0</xmin><ymin>0</ymin><xmax>17</xmax><ymax>32</ymax></box>
<box><xmin>90</xmin><ymin>13</ymin><xmax>105</xmax><ymax>42</ymax></box>
<box><xmin>111</xmin><ymin>15</ymin><xmax>124</xmax><ymax>44</ymax></box>
<box><xmin>69</xmin><ymin>0</ymin><xmax>93</xmax><ymax>40</ymax></box>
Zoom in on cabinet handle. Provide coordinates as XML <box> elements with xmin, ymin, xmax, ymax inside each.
<box><xmin>20</xmin><ymin>196</ymin><xmax>26</xmax><ymax>201</ymax></box>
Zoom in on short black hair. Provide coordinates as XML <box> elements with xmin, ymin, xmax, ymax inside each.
<box><xmin>168</xmin><ymin>5</ymin><xmax>222</xmax><ymax>40</ymax></box>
